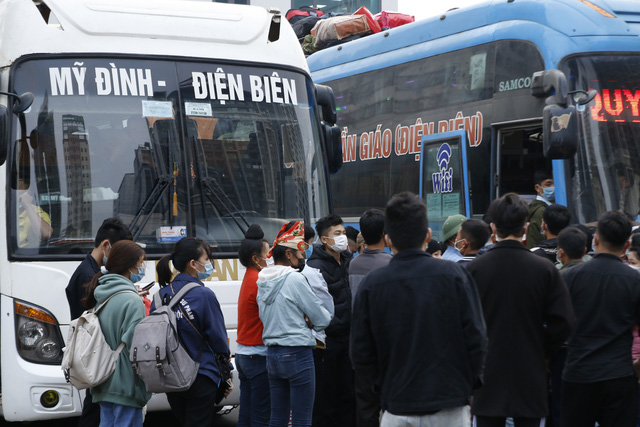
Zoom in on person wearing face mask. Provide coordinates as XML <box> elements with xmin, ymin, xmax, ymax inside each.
<box><xmin>151</xmin><ymin>237</ymin><xmax>232</xmax><ymax>426</ymax></box>
<box><xmin>302</xmin><ymin>223</ymin><xmax>334</xmax><ymax>427</ymax></box>
<box><xmin>237</xmin><ymin>224</ymin><xmax>271</xmax><ymax>427</ymax></box>
<box><xmin>257</xmin><ymin>221</ymin><xmax>332</xmax><ymax>427</ymax></box>
<box><xmin>81</xmin><ymin>240</ymin><xmax>151</xmax><ymax>427</ymax></box>
<box><xmin>307</xmin><ymin>214</ymin><xmax>356</xmax><ymax>427</ymax></box>
<box><xmin>466</xmin><ymin>193</ymin><xmax>574</xmax><ymax>427</ymax></box>
<box><xmin>530</xmin><ymin>204</ymin><xmax>571</xmax><ymax>264</ymax></box>
<box><xmin>455</xmin><ymin>218</ymin><xmax>492</xmax><ymax>268</ymax></box>
<box><xmin>65</xmin><ymin>217</ymin><xmax>134</xmax><ymax>427</ymax></box>
<box><xmin>526</xmin><ymin>170</ymin><xmax>555</xmax><ymax>249</ymax></box>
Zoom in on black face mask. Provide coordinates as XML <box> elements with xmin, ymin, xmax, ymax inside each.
<box><xmin>294</xmin><ymin>256</ymin><xmax>305</xmax><ymax>272</ymax></box>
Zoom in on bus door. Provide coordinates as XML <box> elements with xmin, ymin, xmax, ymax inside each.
<box><xmin>494</xmin><ymin>121</ymin><xmax>548</xmax><ymax>205</ymax></box>
<box><xmin>419</xmin><ymin>130</ymin><xmax>470</xmax><ymax>242</ymax></box>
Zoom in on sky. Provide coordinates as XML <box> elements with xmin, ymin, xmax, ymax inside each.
<box><xmin>396</xmin><ymin>0</ymin><xmax>486</xmax><ymax>21</ymax></box>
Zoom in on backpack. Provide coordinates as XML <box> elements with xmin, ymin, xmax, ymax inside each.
<box><xmin>129</xmin><ymin>283</ymin><xmax>200</xmax><ymax>393</ymax></box>
<box><xmin>61</xmin><ymin>290</ymin><xmax>138</xmax><ymax>390</ymax></box>
<box><xmin>285</xmin><ymin>6</ymin><xmax>324</xmax><ymax>25</ymax></box>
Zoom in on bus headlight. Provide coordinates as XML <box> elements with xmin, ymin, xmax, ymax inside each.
<box><xmin>14</xmin><ymin>300</ymin><xmax>64</xmax><ymax>365</ymax></box>
<box><xmin>17</xmin><ymin>321</ymin><xmax>46</xmax><ymax>348</ymax></box>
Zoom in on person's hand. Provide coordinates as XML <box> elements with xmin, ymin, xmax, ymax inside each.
<box><xmin>19</xmin><ymin>191</ymin><xmax>33</xmax><ymax>207</ymax></box>
<box><xmin>304</xmin><ymin>315</ymin><xmax>314</xmax><ymax>329</ymax></box>
<box><xmin>135</xmin><ymin>284</ymin><xmax>150</xmax><ymax>298</ymax></box>
<box><xmin>224</xmin><ymin>379</ymin><xmax>233</xmax><ymax>398</ymax></box>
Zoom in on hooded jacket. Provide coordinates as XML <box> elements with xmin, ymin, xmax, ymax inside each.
<box><xmin>150</xmin><ymin>273</ymin><xmax>230</xmax><ymax>385</ymax></box>
<box><xmin>307</xmin><ymin>245</ymin><xmax>351</xmax><ymax>340</ymax></box>
<box><xmin>91</xmin><ymin>274</ymin><xmax>151</xmax><ymax>408</ymax></box>
<box><xmin>257</xmin><ymin>265</ymin><xmax>331</xmax><ymax>347</ymax></box>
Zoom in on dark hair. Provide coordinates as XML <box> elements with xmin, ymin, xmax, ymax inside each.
<box><xmin>315</xmin><ymin>214</ymin><xmax>343</xmax><ymax>238</ymax></box>
<box><xmin>304</xmin><ymin>224</ymin><xmax>315</xmax><ymax>242</ymax></box>
<box><xmin>238</xmin><ymin>224</ymin><xmax>268</xmax><ymax>268</ymax></box>
<box><xmin>632</xmin><ymin>233</ymin><xmax>640</xmax><ymax>248</ymax></box>
<box><xmin>94</xmin><ymin>217</ymin><xmax>133</xmax><ymax>248</ymax></box>
<box><xmin>273</xmin><ymin>221</ymin><xmax>298</xmax><ymax>264</ymax></box>
<box><xmin>534</xmin><ymin>169</ymin><xmax>553</xmax><ymax>186</ymax></box>
<box><xmin>82</xmin><ymin>240</ymin><xmax>144</xmax><ymax>308</ymax></box>
<box><xmin>572</xmin><ymin>224</ymin><xmax>594</xmax><ymax>253</ymax></box>
<box><xmin>596</xmin><ymin>211</ymin><xmax>632</xmax><ymax>252</ymax></box>
<box><xmin>629</xmin><ymin>246</ymin><xmax>640</xmax><ymax>259</ymax></box>
<box><xmin>345</xmin><ymin>226</ymin><xmax>359</xmax><ymax>243</ymax></box>
<box><xmin>385</xmin><ymin>192</ymin><xmax>428</xmax><ymax>251</ymax></box>
<box><xmin>460</xmin><ymin>218</ymin><xmax>491</xmax><ymax>251</ymax></box>
<box><xmin>488</xmin><ymin>193</ymin><xmax>528</xmax><ymax>238</ymax></box>
<box><xmin>542</xmin><ymin>204</ymin><xmax>571</xmax><ymax>236</ymax></box>
<box><xmin>557</xmin><ymin>227</ymin><xmax>587</xmax><ymax>260</ymax></box>
<box><xmin>157</xmin><ymin>237</ymin><xmax>211</xmax><ymax>287</ymax></box>
<box><xmin>359</xmin><ymin>209</ymin><xmax>385</xmax><ymax>245</ymax></box>
<box><xmin>426</xmin><ymin>240</ymin><xmax>444</xmax><ymax>255</ymax></box>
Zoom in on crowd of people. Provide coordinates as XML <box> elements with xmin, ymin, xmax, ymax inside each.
<box><xmin>63</xmin><ymin>168</ymin><xmax>640</xmax><ymax>427</ymax></box>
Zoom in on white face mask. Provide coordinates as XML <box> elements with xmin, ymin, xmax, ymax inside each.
<box><xmin>630</xmin><ymin>265</ymin><xmax>640</xmax><ymax>272</ymax></box>
<box><xmin>329</xmin><ymin>235</ymin><xmax>349</xmax><ymax>253</ymax></box>
<box><xmin>265</xmin><ymin>256</ymin><xmax>275</xmax><ymax>267</ymax></box>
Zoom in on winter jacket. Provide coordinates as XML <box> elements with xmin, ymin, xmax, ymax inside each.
<box><xmin>351</xmin><ymin>249</ymin><xmax>487</xmax><ymax>415</ymax></box>
<box><xmin>466</xmin><ymin>240</ymin><xmax>574</xmax><ymax>418</ymax></box>
<box><xmin>150</xmin><ymin>273</ymin><xmax>230</xmax><ymax>385</ymax></box>
<box><xmin>301</xmin><ymin>264</ymin><xmax>334</xmax><ymax>344</ymax></box>
<box><xmin>307</xmin><ymin>245</ymin><xmax>352</xmax><ymax>340</ymax></box>
<box><xmin>531</xmin><ymin>238</ymin><xmax>558</xmax><ymax>264</ymax></box>
<box><xmin>91</xmin><ymin>274</ymin><xmax>151</xmax><ymax>408</ymax></box>
<box><xmin>526</xmin><ymin>199</ymin><xmax>548</xmax><ymax>249</ymax></box>
<box><xmin>257</xmin><ymin>265</ymin><xmax>331</xmax><ymax>347</ymax></box>
<box><xmin>562</xmin><ymin>253</ymin><xmax>640</xmax><ymax>383</ymax></box>
<box><xmin>348</xmin><ymin>248</ymin><xmax>392</xmax><ymax>306</ymax></box>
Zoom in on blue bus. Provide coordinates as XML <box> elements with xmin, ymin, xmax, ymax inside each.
<box><xmin>308</xmin><ymin>0</ymin><xmax>640</xmax><ymax>237</ymax></box>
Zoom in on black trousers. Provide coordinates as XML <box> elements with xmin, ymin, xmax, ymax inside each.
<box><xmin>167</xmin><ymin>374</ymin><xmax>219</xmax><ymax>427</ymax></box>
<box><xmin>561</xmin><ymin>376</ymin><xmax>638</xmax><ymax>427</ymax></box>
<box><xmin>78</xmin><ymin>389</ymin><xmax>100</xmax><ymax>427</ymax></box>
<box><xmin>317</xmin><ymin>338</ymin><xmax>355</xmax><ymax>427</ymax></box>
<box><xmin>354</xmin><ymin>373</ymin><xmax>380</xmax><ymax>427</ymax></box>
<box><xmin>474</xmin><ymin>416</ymin><xmax>543</xmax><ymax>427</ymax></box>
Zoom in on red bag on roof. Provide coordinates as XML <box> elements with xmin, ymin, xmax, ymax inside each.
<box><xmin>354</xmin><ymin>6</ymin><xmax>381</xmax><ymax>33</ymax></box>
<box><xmin>374</xmin><ymin>11</ymin><xmax>415</xmax><ymax>30</ymax></box>
<box><xmin>286</xmin><ymin>6</ymin><xmax>324</xmax><ymax>24</ymax></box>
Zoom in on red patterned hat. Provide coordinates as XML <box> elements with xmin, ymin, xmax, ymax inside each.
<box><xmin>270</xmin><ymin>221</ymin><xmax>306</xmax><ymax>255</ymax></box>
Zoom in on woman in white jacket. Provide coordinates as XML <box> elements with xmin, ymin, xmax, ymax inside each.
<box><xmin>257</xmin><ymin>221</ymin><xmax>331</xmax><ymax>427</ymax></box>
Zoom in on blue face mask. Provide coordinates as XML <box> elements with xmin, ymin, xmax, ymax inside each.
<box><xmin>305</xmin><ymin>247</ymin><xmax>313</xmax><ymax>259</ymax></box>
<box><xmin>542</xmin><ymin>186</ymin><xmax>555</xmax><ymax>202</ymax></box>
<box><xmin>103</xmin><ymin>242</ymin><xmax>112</xmax><ymax>266</ymax></box>
<box><xmin>129</xmin><ymin>266</ymin><xmax>145</xmax><ymax>283</ymax></box>
<box><xmin>197</xmin><ymin>261</ymin><xmax>214</xmax><ymax>281</ymax></box>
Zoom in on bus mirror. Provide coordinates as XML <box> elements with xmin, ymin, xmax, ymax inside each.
<box><xmin>324</xmin><ymin>124</ymin><xmax>342</xmax><ymax>174</ymax></box>
<box><xmin>531</xmin><ymin>70</ymin><xmax>568</xmax><ymax>107</ymax></box>
<box><xmin>542</xmin><ymin>104</ymin><xmax>578</xmax><ymax>159</ymax></box>
<box><xmin>0</xmin><ymin>91</ymin><xmax>34</xmax><ymax>114</ymax></box>
<box><xmin>315</xmin><ymin>84</ymin><xmax>338</xmax><ymax>126</ymax></box>
<box><xmin>267</xmin><ymin>8</ymin><xmax>281</xmax><ymax>43</ymax></box>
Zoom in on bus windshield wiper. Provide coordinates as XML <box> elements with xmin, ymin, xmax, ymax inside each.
<box><xmin>128</xmin><ymin>173</ymin><xmax>173</xmax><ymax>241</ymax></box>
<box><xmin>190</xmin><ymin>132</ymin><xmax>249</xmax><ymax>236</ymax></box>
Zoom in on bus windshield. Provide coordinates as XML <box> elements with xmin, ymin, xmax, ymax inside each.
<box><xmin>565</xmin><ymin>55</ymin><xmax>640</xmax><ymax>224</ymax></box>
<box><xmin>9</xmin><ymin>57</ymin><xmax>329</xmax><ymax>256</ymax></box>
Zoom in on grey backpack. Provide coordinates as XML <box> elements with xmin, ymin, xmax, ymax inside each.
<box><xmin>130</xmin><ymin>283</ymin><xmax>200</xmax><ymax>393</ymax></box>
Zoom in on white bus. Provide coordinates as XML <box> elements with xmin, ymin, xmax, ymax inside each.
<box><xmin>0</xmin><ymin>0</ymin><xmax>339</xmax><ymax>421</ymax></box>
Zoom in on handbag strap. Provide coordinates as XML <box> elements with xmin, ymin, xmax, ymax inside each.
<box><xmin>170</xmin><ymin>282</ymin><xmax>209</xmax><ymax>360</ymax></box>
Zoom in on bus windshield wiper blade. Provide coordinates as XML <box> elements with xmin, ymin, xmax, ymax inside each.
<box><xmin>128</xmin><ymin>174</ymin><xmax>172</xmax><ymax>241</ymax></box>
<box><xmin>199</xmin><ymin>174</ymin><xmax>250</xmax><ymax>235</ymax></box>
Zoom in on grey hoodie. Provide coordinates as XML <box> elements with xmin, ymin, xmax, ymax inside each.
<box><xmin>257</xmin><ymin>265</ymin><xmax>331</xmax><ymax>347</ymax></box>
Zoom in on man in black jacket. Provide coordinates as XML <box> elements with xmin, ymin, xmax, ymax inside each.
<box><xmin>64</xmin><ymin>217</ymin><xmax>133</xmax><ymax>427</ymax></box>
<box><xmin>530</xmin><ymin>203</ymin><xmax>571</xmax><ymax>263</ymax></box>
<box><xmin>351</xmin><ymin>192</ymin><xmax>487</xmax><ymax>427</ymax></box>
<box><xmin>466</xmin><ymin>193</ymin><xmax>574</xmax><ymax>427</ymax></box>
<box><xmin>308</xmin><ymin>214</ymin><xmax>354</xmax><ymax>427</ymax></box>
<box><xmin>561</xmin><ymin>211</ymin><xmax>640</xmax><ymax>426</ymax></box>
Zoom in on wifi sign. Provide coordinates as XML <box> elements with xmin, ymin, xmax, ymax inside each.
<box><xmin>432</xmin><ymin>143</ymin><xmax>453</xmax><ymax>194</ymax></box>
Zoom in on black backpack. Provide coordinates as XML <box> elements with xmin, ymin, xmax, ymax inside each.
<box><xmin>285</xmin><ymin>6</ymin><xmax>324</xmax><ymax>25</ymax></box>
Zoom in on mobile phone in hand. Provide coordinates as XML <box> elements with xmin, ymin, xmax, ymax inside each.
<box><xmin>141</xmin><ymin>281</ymin><xmax>155</xmax><ymax>291</ymax></box>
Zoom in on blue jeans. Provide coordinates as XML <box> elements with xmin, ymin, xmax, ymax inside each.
<box><xmin>267</xmin><ymin>346</ymin><xmax>315</xmax><ymax>427</ymax></box>
<box><xmin>237</xmin><ymin>354</ymin><xmax>270</xmax><ymax>427</ymax></box>
<box><xmin>99</xmin><ymin>402</ymin><xmax>142</xmax><ymax>427</ymax></box>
